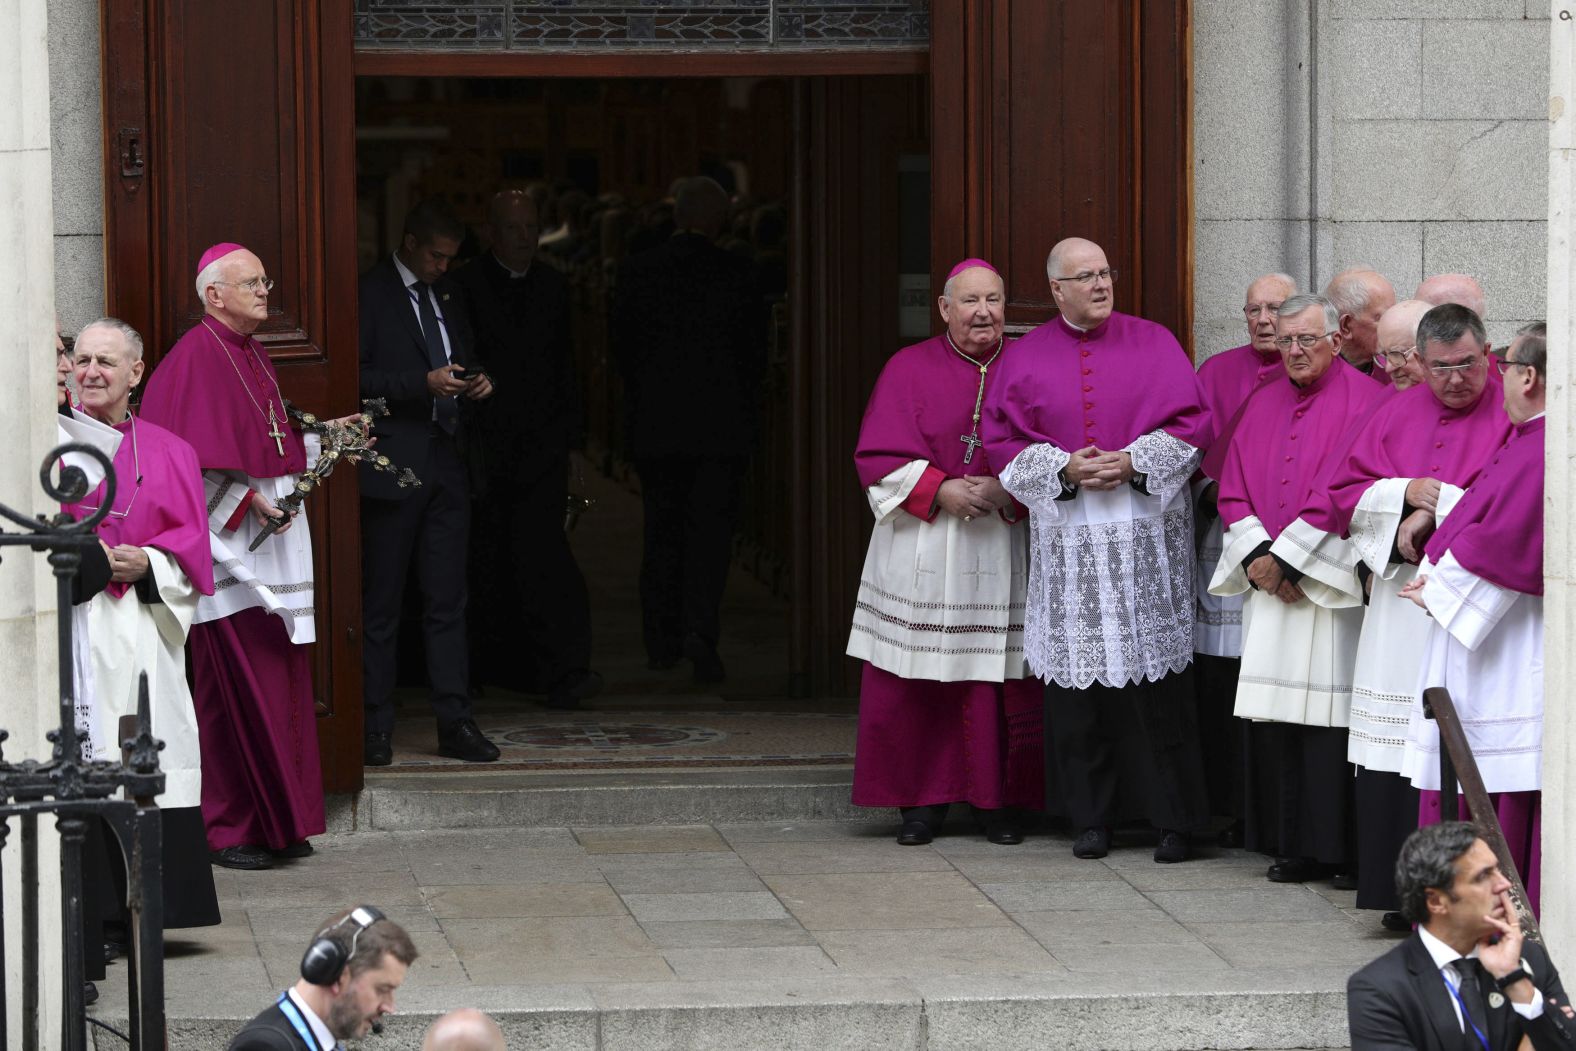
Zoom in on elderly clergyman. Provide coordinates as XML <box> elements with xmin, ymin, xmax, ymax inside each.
<box><xmin>140</xmin><ymin>244</ymin><xmax>328</xmax><ymax>870</ymax></box>
<box><xmin>1347</xmin><ymin>822</ymin><xmax>1573</xmax><ymax>1050</ymax></box>
<box><xmin>848</xmin><ymin>258</ymin><xmax>1041</xmax><ymax>847</ymax></box>
<box><xmin>1416</xmin><ymin>272</ymin><xmax>1488</xmax><ymax>319</ymax></box>
<box><xmin>1372</xmin><ymin>299</ymin><xmax>1432</xmax><ymax>391</ymax></box>
<box><xmin>1398</xmin><ymin>321</ymin><xmax>1548</xmax><ymax>913</ymax></box>
<box><xmin>983</xmin><ymin>237</ymin><xmax>1211</xmax><ymax>864</ymax></box>
<box><xmin>65</xmin><ymin>318</ymin><xmax>220</xmax><ymax>929</ymax></box>
<box><xmin>1323</xmin><ymin>267</ymin><xmax>1396</xmax><ymax>380</ymax></box>
<box><xmin>1209</xmin><ymin>294</ymin><xmax>1385</xmax><ymax>886</ymax></box>
<box><xmin>1191</xmin><ymin>272</ymin><xmax>1296</xmax><ymax>840</ymax></box>
<box><xmin>1311</xmin><ymin>303</ymin><xmax>1510</xmax><ymax>929</ymax></box>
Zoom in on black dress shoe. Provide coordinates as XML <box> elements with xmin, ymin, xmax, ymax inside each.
<box><xmin>84</xmin><ymin>981</ymin><xmax>98</xmax><ymax>1007</ymax></box>
<box><xmin>1330</xmin><ymin>869</ymin><xmax>1358</xmax><ymax>891</ymax></box>
<box><xmin>364</xmin><ymin>732</ymin><xmax>393</xmax><ymax>767</ymax></box>
<box><xmin>978</xmin><ymin>809</ymin><xmax>1024</xmax><ymax>845</ymax></box>
<box><xmin>1154</xmin><ymin>830</ymin><xmax>1190</xmax><ymax>864</ymax></box>
<box><xmin>896</xmin><ymin>820</ymin><xmax>933</xmax><ymax>846</ymax></box>
<box><xmin>1266</xmin><ymin>857</ymin><xmax>1327</xmax><ymax>883</ymax></box>
<box><xmin>1073</xmin><ymin>826</ymin><xmax>1111</xmax><ymax>859</ymax></box>
<box><xmin>271</xmin><ymin>840</ymin><xmax>313</xmax><ymax>860</ymax></box>
<box><xmin>210</xmin><ymin>844</ymin><xmax>273</xmax><ymax>870</ymax></box>
<box><xmin>546</xmin><ymin>669</ymin><xmax>604</xmax><ymax>710</ymax></box>
<box><xmin>437</xmin><ymin>718</ymin><xmax>501</xmax><ymax>762</ymax></box>
<box><xmin>684</xmin><ymin>633</ymin><xmax>726</xmax><ymax>684</ymax></box>
<box><xmin>1381</xmin><ymin>911</ymin><xmax>1411</xmax><ymax>932</ymax></box>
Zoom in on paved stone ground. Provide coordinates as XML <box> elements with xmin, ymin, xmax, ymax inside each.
<box><xmin>93</xmin><ymin>819</ymin><xmax>1393</xmax><ymax>1049</ymax></box>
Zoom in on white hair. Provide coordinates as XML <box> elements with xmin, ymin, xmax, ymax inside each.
<box><xmin>1277</xmin><ymin>294</ymin><xmax>1339</xmax><ymax>333</ymax></box>
<box><xmin>78</xmin><ymin>317</ymin><xmax>145</xmax><ymax>361</ymax></box>
<box><xmin>1323</xmin><ymin>268</ymin><xmax>1393</xmax><ymax>318</ymax></box>
<box><xmin>195</xmin><ymin>259</ymin><xmax>225</xmax><ymax>303</ymax></box>
<box><xmin>942</xmin><ymin>267</ymin><xmax>1003</xmax><ymax>300</ymax></box>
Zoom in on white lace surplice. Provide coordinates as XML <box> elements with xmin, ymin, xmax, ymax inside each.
<box><xmin>1401</xmin><ymin>553</ymin><xmax>1543</xmax><ymax>794</ymax></box>
<box><xmin>1000</xmin><ymin>429</ymin><xmax>1200</xmax><ymax>689</ymax></box>
<box><xmin>1192</xmin><ymin>480</ymin><xmax>1242</xmax><ymax>658</ymax></box>
<box><xmin>847</xmin><ymin>461</ymin><xmax>1028</xmax><ymax>683</ymax></box>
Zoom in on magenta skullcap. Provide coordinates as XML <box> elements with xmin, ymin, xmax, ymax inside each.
<box><xmin>947</xmin><ymin>257</ymin><xmax>999</xmax><ymax>281</ymax></box>
<box><xmin>197</xmin><ymin>242</ymin><xmax>249</xmax><ymax>276</ymax></box>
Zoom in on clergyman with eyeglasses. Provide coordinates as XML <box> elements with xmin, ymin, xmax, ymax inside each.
<box><xmin>981</xmin><ymin>236</ymin><xmax>1213</xmax><ymax>865</ymax></box>
<box><xmin>1307</xmin><ymin>302</ymin><xmax>1513</xmax><ymax>930</ymax></box>
<box><xmin>61</xmin><ymin>317</ymin><xmax>222</xmax><ymax>936</ymax></box>
<box><xmin>1395</xmin><ymin>318</ymin><xmax>1549</xmax><ymax>912</ymax></box>
<box><xmin>1207</xmin><ymin>293</ymin><xmax>1387</xmax><ymax>886</ymax></box>
<box><xmin>1371</xmin><ymin>299</ymin><xmax>1432</xmax><ymax>391</ymax></box>
<box><xmin>139</xmin><ymin>244</ymin><xmax>330</xmax><ymax>870</ymax></box>
<box><xmin>1190</xmin><ymin>271</ymin><xmax>1299</xmax><ymax>846</ymax></box>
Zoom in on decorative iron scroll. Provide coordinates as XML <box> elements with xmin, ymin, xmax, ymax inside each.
<box><xmin>0</xmin><ymin>442</ymin><xmax>168</xmax><ymax>1051</ymax></box>
<box><xmin>354</xmin><ymin>0</ymin><xmax>929</xmax><ymax>50</ymax></box>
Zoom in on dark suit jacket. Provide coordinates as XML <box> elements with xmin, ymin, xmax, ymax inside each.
<box><xmin>450</xmin><ymin>254</ymin><xmax>580</xmax><ymax>472</ymax></box>
<box><xmin>1348</xmin><ymin>933</ymin><xmax>1575</xmax><ymax>1050</ymax></box>
<box><xmin>226</xmin><ymin>1001</ymin><xmax>317</xmax><ymax>1050</ymax></box>
<box><xmin>610</xmin><ymin>232</ymin><xmax>766</xmax><ymax>459</ymax></box>
<box><xmin>357</xmin><ymin>255</ymin><xmax>478</xmax><ymax>501</ymax></box>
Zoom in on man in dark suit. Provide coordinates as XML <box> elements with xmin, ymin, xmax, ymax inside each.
<box><xmin>359</xmin><ymin>199</ymin><xmax>500</xmax><ymax>765</ymax></box>
<box><xmin>229</xmin><ymin>906</ymin><xmax>417</xmax><ymax>1049</ymax></box>
<box><xmin>453</xmin><ymin>189</ymin><xmax>600</xmax><ymax>710</ymax></box>
<box><xmin>1348</xmin><ymin>821</ymin><xmax>1575</xmax><ymax>1050</ymax></box>
<box><xmin>611</xmin><ymin>176</ymin><xmax>766</xmax><ymax>681</ymax></box>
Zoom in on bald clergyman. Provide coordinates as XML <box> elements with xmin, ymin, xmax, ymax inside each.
<box><xmin>983</xmin><ymin>236</ymin><xmax>1211</xmax><ymax>864</ymax></box>
<box><xmin>1324</xmin><ymin>267</ymin><xmax>1396</xmax><ymax>382</ymax></box>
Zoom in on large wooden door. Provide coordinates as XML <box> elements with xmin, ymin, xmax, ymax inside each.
<box><xmin>102</xmin><ymin>0</ymin><xmax>366</xmax><ymax>792</ymax></box>
<box><xmin>930</xmin><ymin>0</ymin><xmax>1192</xmax><ymax>345</ymax></box>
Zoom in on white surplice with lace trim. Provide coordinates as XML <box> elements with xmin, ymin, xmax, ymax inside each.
<box><xmin>846</xmin><ymin>460</ymin><xmax>1029</xmax><ymax>683</ymax></box>
<box><xmin>998</xmin><ymin>429</ymin><xmax>1201</xmax><ymax>689</ymax></box>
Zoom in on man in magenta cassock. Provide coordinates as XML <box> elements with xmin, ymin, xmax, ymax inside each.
<box><xmin>1309</xmin><ymin>302</ymin><xmax>1510</xmax><ymax>924</ymax></box>
<box><xmin>1207</xmin><ymin>294</ymin><xmax>1388</xmax><ymax>886</ymax></box>
<box><xmin>140</xmin><ymin>243</ymin><xmax>326</xmax><ymax>871</ymax></box>
<box><xmin>1190</xmin><ymin>271</ymin><xmax>1297</xmax><ymax>841</ymax></box>
<box><xmin>982</xmin><ymin>237</ymin><xmax>1211</xmax><ymax>864</ymax></box>
<box><xmin>1400</xmin><ymin>320</ymin><xmax>1548</xmax><ymax>914</ymax></box>
<box><xmin>847</xmin><ymin>258</ymin><xmax>1043</xmax><ymax>847</ymax></box>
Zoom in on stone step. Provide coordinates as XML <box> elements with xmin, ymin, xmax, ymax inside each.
<box><xmin>98</xmin><ymin>972</ymin><xmax>1356</xmax><ymax>1050</ymax></box>
<box><xmin>331</xmin><ymin>766</ymin><xmax>883</xmax><ymax>832</ymax></box>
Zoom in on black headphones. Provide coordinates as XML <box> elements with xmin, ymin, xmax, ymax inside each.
<box><xmin>299</xmin><ymin>904</ymin><xmax>387</xmax><ymax>986</ymax></box>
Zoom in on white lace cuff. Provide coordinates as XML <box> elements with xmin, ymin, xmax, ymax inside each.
<box><xmin>1422</xmin><ymin>550</ymin><xmax>1520</xmax><ymax>650</ymax></box>
<box><xmin>1272</xmin><ymin>517</ymin><xmax>1363</xmax><ymax>608</ymax></box>
<box><xmin>1125</xmin><ymin>429</ymin><xmax>1203</xmax><ymax>503</ymax></box>
<box><xmin>866</xmin><ymin>460</ymin><xmax>929</xmax><ymax>524</ymax></box>
<box><xmin>1349</xmin><ymin>478</ymin><xmax>1408</xmax><ymax>578</ymax></box>
<box><xmin>1001</xmin><ymin>444</ymin><xmax>1072</xmax><ymax>519</ymax></box>
<box><xmin>1435</xmin><ymin>483</ymin><xmax>1466</xmax><ymax>524</ymax></box>
<box><xmin>1210</xmin><ymin>515</ymin><xmax>1271</xmax><ymax>596</ymax></box>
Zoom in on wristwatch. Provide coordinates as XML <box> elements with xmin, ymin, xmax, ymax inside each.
<box><xmin>1494</xmin><ymin>967</ymin><xmax>1532</xmax><ymax>991</ymax></box>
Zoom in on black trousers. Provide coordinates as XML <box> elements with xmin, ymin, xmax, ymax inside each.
<box><xmin>1242</xmin><ymin>721</ymin><xmax>1355</xmax><ymax>867</ymax></box>
<box><xmin>470</xmin><ymin>453</ymin><xmax>592</xmax><ymax>692</ymax></box>
<box><xmin>1193</xmin><ymin>654</ymin><xmax>1246</xmax><ymax>822</ymax></box>
<box><xmin>1355</xmin><ymin>767</ymin><xmax>1419</xmax><ymax>910</ymax></box>
<box><xmin>635</xmin><ymin>455</ymin><xmax>746</xmax><ymax>659</ymax></box>
<box><xmin>1045</xmin><ymin>667</ymin><xmax>1210</xmax><ymax>834</ymax></box>
<box><xmin>362</xmin><ymin>433</ymin><xmax>473</xmax><ymax>735</ymax></box>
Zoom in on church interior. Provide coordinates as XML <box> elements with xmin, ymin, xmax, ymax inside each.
<box><xmin>355</xmin><ymin>74</ymin><xmax>930</xmax><ymax>766</ymax></box>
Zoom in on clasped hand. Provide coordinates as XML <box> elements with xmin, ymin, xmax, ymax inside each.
<box><xmin>1064</xmin><ymin>447</ymin><xmax>1133</xmax><ymax>491</ymax></box>
<box><xmin>1247</xmin><ymin>554</ymin><xmax>1303</xmax><ymax>605</ymax></box>
<box><xmin>106</xmin><ymin>541</ymin><xmax>149</xmax><ymax>583</ymax></box>
<box><xmin>426</xmin><ymin>363</ymin><xmax>494</xmax><ymax>400</ymax></box>
<box><xmin>1397</xmin><ymin>507</ymin><xmax>1435</xmax><ymax>564</ymax></box>
<box><xmin>937</xmin><ymin>476</ymin><xmax>1011</xmax><ymax>521</ymax></box>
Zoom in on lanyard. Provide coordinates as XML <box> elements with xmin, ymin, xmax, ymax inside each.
<box><xmin>276</xmin><ymin>992</ymin><xmax>330</xmax><ymax>1050</ymax></box>
<box><xmin>1442</xmin><ymin>971</ymin><xmax>1492</xmax><ymax>1051</ymax></box>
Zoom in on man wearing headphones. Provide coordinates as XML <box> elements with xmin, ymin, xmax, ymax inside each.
<box><xmin>229</xmin><ymin>905</ymin><xmax>418</xmax><ymax>1049</ymax></box>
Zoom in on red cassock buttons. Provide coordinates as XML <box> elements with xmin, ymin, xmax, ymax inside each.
<box><xmin>1083</xmin><ymin>385</ymin><xmax>1092</xmax><ymax>392</ymax></box>
<box><xmin>1435</xmin><ymin>442</ymin><xmax>1444</xmax><ymax>449</ymax></box>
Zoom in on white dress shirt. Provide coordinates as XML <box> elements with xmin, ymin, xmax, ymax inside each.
<box><xmin>285</xmin><ymin>987</ymin><xmax>338</xmax><ymax>1049</ymax></box>
<box><xmin>1417</xmin><ymin>925</ymin><xmax>1544</xmax><ymax>1030</ymax></box>
<box><xmin>392</xmin><ymin>253</ymin><xmax>453</xmax><ymax>364</ymax></box>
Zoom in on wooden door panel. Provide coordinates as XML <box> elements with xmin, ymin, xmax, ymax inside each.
<box><xmin>102</xmin><ymin>0</ymin><xmax>365</xmax><ymax>792</ymax></box>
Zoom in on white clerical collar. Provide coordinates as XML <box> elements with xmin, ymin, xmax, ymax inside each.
<box><xmin>1060</xmin><ymin>317</ymin><xmax>1088</xmax><ymax>333</ymax></box>
<box><xmin>392</xmin><ymin>252</ymin><xmax>420</xmax><ymax>289</ymax></box>
<box><xmin>493</xmin><ymin>254</ymin><xmax>531</xmax><ymax>279</ymax></box>
<box><xmin>286</xmin><ymin>988</ymin><xmax>337</xmax><ymax>1050</ymax></box>
<box><xmin>1527</xmin><ymin>411</ymin><xmax>1547</xmax><ymax>422</ymax></box>
<box><xmin>1417</xmin><ymin>925</ymin><xmax>1477</xmax><ymax>971</ymax></box>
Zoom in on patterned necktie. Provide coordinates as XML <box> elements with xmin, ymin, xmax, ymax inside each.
<box><xmin>413</xmin><ymin>281</ymin><xmax>457</xmax><ymax>433</ymax></box>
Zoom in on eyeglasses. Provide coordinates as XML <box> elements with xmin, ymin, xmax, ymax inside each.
<box><xmin>218</xmin><ymin>277</ymin><xmax>275</xmax><ymax>294</ymax></box>
<box><xmin>1493</xmin><ymin>355</ymin><xmax>1530</xmax><ymax>376</ymax></box>
<box><xmin>1377</xmin><ymin>345</ymin><xmax>1417</xmax><ymax>368</ymax></box>
<box><xmin>1054</xmin><ymin>268</ymin><xmax>1118</xmax><ymax>286</ymax></box>
<box><xmin>1428</xmin><ymin>356</ymin><xmax>1486</xmax><ymax>376</ymax></box>
<box><xmin>1243</xmin><ymin>303</ymin><xmax>1282</xmax><ymax>320</ymax></box>
<box><xmin>1272</xmin><ymin>331</ymin><xmax>1335</xmax><ymax>350</ymax></box>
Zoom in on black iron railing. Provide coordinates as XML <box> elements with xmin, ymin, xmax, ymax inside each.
<box><xmin>0</xmin><ymin>440</ymin><xmax>167</xmax><ymax>1050</ymax></box>
<box><xmin>1423</xmin><ymin>685</ymin><xmax>1540</xmax><ymax>942</ymax></box>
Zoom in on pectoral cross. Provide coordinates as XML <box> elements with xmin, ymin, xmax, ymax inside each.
<box><xmin>960</xmin><ymin>431</ymin><xmax>984</xmax><ymax>464</ymax></box>
<box><xmin>267</xmin><ymin>404</ymin><xmax>286</xmax><ymax>457</ymax></box>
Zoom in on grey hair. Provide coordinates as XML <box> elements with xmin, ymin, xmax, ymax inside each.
<box><xmin>1512</xmin><ymin>321</ymin><xmax>1547</xmax><ymax>376</ymax></box>
<box><xmin>1396</xmin><ymin>822</ymin><xmax>1481</xmax><ymax>925</ymax></box>
<box><xmin>195</xmin><ymin>259</ymin><xmax>224</xmax><ymax>303</ymax></box>
<box><xmin>78</xmin><ymin>317</ymin><xmax>145</xmax><ymax>362</ymax></box>
<box><xmin>1251</xmin><ymin>272</ymin><xmax>1297</xmax><ymax>295</ymax></box>
<box><xmin>1416</xmin><ymin>303</ymin><xmax>1487</xmax><ymax>358</ymax></box>
<box><xmin>1324</xmin><ymin>269</ymin><xmax>1393</xmax><ymax>318</ymax></box>
<box><xmin>1277</xmin><ymin>293</ymin><xmax>1339</xmax><ymax>333</ymax></box>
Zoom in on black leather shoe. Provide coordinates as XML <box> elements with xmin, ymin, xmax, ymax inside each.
<box><xmin>546</xmin><ymin>669</ymin><xmax>604</xmax><ymax>710</ymax></box>
<box><xmin>1381</xmin><ymin>911</ymin><xmax>1411</xmax><ymax>932</ymax></box>
<box><xmin>1330</xmin><ymin>869</ymin><xmax>1358</xmax><ymax>891</ymax></box>
<box><xmin>1154</xmin><ymin>830</ymin><xmax>1190</xmax><ymax>864</ymax></box>
<box><xmin>210</xmin><ymin>844</ymin><xmax>273</xmax><ymax>870</ymax></box>
<box><xmin>84</xmin><ymin>981</ymin><xmax>98</xmax><ymax>1007</ymax></box>
<box><xmin>364</xmin><ymin>732</ymin><xmax>393</xmax><ymax>767</ymax></box>
<box><xmin>271</xmin><ymin>840</ymin><xmax>313</xmax><ymax>859</ymax></box>
<box><xmin>437</xmin><ymin>718</ymin><xmax>501</xmax><ymax>762</ymax></box>
<box><xmin>978</xmin><ymin>809</ymin><xmax>1024</xmax><ymax>845</ymax></box>
<box><xmin>896</xmin><ymin>820</ymin><xmax>933</xmax><ymax>846</ymax></box>
<box><xmin>683</xmin><ymin>633</ymin><xmax>726</xmax><ymax>684</ymax></box>
<box><xmin>1266</xmin><ymin>857</ymin><xmax>1327</xmax><ymax>883</ymax></box>
<box><xmin>1073</xmin><ymin>826</ymin><xmax>1111</xmax><ymax>859</ymax></box>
